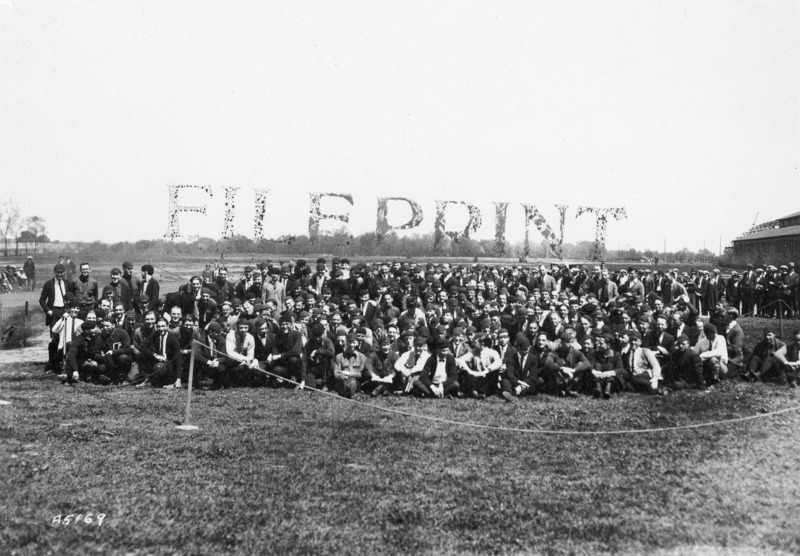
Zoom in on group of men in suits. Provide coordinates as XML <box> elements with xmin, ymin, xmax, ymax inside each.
<box><xmin>38</xmin><ymin>256</ymin><xmax>800</xmax><ymax>394</ymax></box>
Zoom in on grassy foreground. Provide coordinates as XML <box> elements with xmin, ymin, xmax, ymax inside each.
<box><xmin>2</xmin><ymin>353</ymin><xmax>800</xmax><ymax>555</ymax></box>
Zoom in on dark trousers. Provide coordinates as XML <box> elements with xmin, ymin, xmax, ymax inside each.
<box><xmin>500</xmin><ymin>376</ymin><xmax>544</xmax><ymax>396</ymax></box>
<box><xmin>618</xmin><ymin>369</ymin><xmax>656</xmax><ymax>394</ymax></box>
<box><xmin>98</xmin><ymin>353</ymin><xmax>132</xmax><ymax>382</ymax></box>
<box><xmin>415</xmin><ymin>380</ymin><xmax>460</xmax><ymax>397</ymax></box>
<box><xmin>461</xmin><ymin>371</ymin><xmax>498</xmax><ymax>396</ymax></box>
<box><xmin>46</xmin><ymin>308</ymin><xmax>66</xmax><ymax>369</ymax></box>
<box><xmin>149</xmin><ymin>361</ymin><xmax>177</xmax><ymax>387</ymax></box>
<box><xmin>334</xmin><ymin>376</ymin><xmax>362</xmax><ymax>398</ymax></box>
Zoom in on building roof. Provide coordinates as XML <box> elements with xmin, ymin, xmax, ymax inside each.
<box><xmin>778</xmin><ymin>210</ymin><xmax>800</xmax><ymax>221</ymax></box>
<box><xmin>734</xmin><ymin>224</ymin><xmax>800</xmax><ymax>242</ymax></box>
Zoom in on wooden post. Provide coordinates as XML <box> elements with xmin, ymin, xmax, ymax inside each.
<box><xmin>23</xmin><ymin>301</ymin><xmax>28</xmax><ymax>347</ymax></box>
<box><xmin>176</xmin><ymin>342</ymin><xmax>199</xmax><ymax>431</ymax></box>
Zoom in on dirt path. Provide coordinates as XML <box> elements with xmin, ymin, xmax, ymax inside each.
<box><xmin>0</xmin><ymin>328</ymin><xmax>48</xmax><ymax>366</ymax></box>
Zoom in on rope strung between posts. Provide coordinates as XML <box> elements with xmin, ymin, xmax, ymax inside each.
<box><xmin>191</xmin><ymin>341</ymin><xmax>800</xmax><ymax>436</ymax></box>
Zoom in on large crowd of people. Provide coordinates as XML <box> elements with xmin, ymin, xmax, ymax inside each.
<box><xmin>38</xmin><ymin>257</ymin><xmax>800</xmax><ymax>400</ymax></box>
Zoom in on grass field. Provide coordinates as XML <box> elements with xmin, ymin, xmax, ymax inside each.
<box><xmin>2</xmin><ymin>275</ymin><xmax>800</xmax><ymax>555</ymax></box>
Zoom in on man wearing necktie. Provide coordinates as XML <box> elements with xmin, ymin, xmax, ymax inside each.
<box><xmin>40</xmin><ymin>263</ymin><xmax>69</xmax><ymax>372</ymax></box>
<box><xmin>51</xmin><ymin>302</ymin><xmax>83</xmax><ymax>373</ymax></box>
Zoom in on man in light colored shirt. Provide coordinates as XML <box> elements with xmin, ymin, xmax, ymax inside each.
<box><xmin>394</xmin><ymin>336</ymin><xmax>430</xmax><ymax>393</ymax></box>
<box><xmin>224</xmin><ymin>318</ymin><xmax>259</xmax><ymax>387</ymax></box>
<box><xmin>693</xmin><ymin>323</ymin><xmax>728</xmax><ymax>384</ymax></box>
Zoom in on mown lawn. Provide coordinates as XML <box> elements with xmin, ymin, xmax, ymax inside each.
<box><xmin>2</xmin><ymin>350</ymin><xmax>800</xmax><ymax>555</ymax></box>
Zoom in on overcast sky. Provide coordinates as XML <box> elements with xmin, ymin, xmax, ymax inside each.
<box><xmin>1</xmin><ymin>1</ymin><xmax>798</xmax><ymax>254</ymax></box>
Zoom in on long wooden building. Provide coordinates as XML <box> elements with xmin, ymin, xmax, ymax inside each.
<box><xmin>732</xmin><ymin>211</ymin><xmax>800</xmax><ymax>260</ymax></box>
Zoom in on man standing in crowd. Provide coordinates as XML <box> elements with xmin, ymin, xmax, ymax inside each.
<box><xmin>138</xmin><ymin>264</ymin><xmax>159</xmax><ymax>312</ymax></box>
<box><xmin>39</xmin><ymin>263</ymin><xmax>68</xmax><ymax>372</ymax></box>
<box><xmin>71</xmin><ymin>262</ymin><xmax>98</xmax><ymax>318</ymax></box>
<box><xmin>23</xmin><ymin>256</ymin><xmax>35</xmax><ymax>291</ymax></box>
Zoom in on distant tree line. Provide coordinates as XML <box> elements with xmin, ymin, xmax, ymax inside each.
<box><xmin>45</xmin><ymin>227</ymin><xmax>721</xmax><ymax>267</ymax></box>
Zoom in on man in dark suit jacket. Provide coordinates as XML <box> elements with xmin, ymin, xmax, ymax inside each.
<box><xmin>138</xmin><ymin>264</ymin><xmax>160</xmax><ymax>312</ymax></box>
<box><xmin>418</xmin><ymin>338</ymin><xmax>460</xmax><ymax>398</ymax></box>
<box><xmin>164</xmin><ymin>277</ymin><xmax>203</xmax><ymax>320</ymax></box>
<box><xmin>522</xmin><ymin>332</ymin><xmax>559</xmax><ymax>393</ymax></box>
<box><xmin>39</xmin><ymin>263</ymin><xmax>69</xmax><ymax>371</ymax></box>
<box><xmin>138</xmin><ymin>319</ymin><xmax>182</xmax><ymax>387</ymax></box>
<box><xmin>105</xmin><ymin>268</ymin><xmax>133</xmax><ymax>312</ymax></box>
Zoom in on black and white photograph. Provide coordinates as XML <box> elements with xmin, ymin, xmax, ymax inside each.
<box><xmin>1</xmin><ymin>1</ymin><xmax>799</xmax><ymax>554</ymax></box>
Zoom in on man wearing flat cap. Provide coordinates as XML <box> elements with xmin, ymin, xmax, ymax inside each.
<box><xmin>106</xmin><ymin>267</ymin><xmax>133</xmax><ymax>312</ymax></box>
<box><xmin>787</xmin><ymin>262</ymin><xmax>799</xmax><ymax>316</ymax></box>
<box><xmin>333</xmin><ymin>332</ymin><xmax>372</xmax><ymax>398</ymax></box>
<box><xmin>121</xmin><ymin>261</ymin><xmax>142</xmax><ymax>302</ymax></box>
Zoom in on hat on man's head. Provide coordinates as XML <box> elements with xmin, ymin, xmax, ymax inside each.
<box><xmin>53</xmin><ymin>263</ymin><xmax>65</xmax><ymax>272</ymax></box>
<box><xmin>206</xmin><ymin>322</ymin><xmax>222</xmax><ymax>333</ymax></box>
<box><xmin>122</xmin><ymin>261</ymin><xmax>133</xmax><ymax>269</ymax></box>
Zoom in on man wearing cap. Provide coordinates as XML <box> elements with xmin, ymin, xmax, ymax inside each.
<box><xmin>208</xmin><ymin>267</ymin><xmax>234</xmax><ymax>306</ymax></box>
<box><xmin>23</xmin><ymin>256</ymin><xmax>35</xmax><ymax>292</ymax></box>
<box><xmin>333</xmin><ymin>333</ymin><xmax>372</xmax><ymax>398</ymax></box>
<box><xmin>551</xmin><ymin>330</ymin><xmax>592</xmax><ymax>397</ymax></box>
<box><xmin>121</xmin><ymin>262</ymin><xmax>142</xmax><ymax>301</ymax></box>
<box><xmin>138</xmin><ymin>264</ymin><xmax>160</xmax><ymax>312</ymax></box>
<box><xmin>595</xmin><ymin>268</ymin><xmax>619</xmax><ymax>306</ymax></box>
<box><xmin>739</xmin><ymin>264</ymin><xmax>756</xmax><ymax>315</ymax></box>
<box><xmin>304</xmin><ymin>322</ymin><xmax>335</xmax><ymax>390</ymax></box>
<box><xmin>786</xmin><ymin>263</ymin><xmax>799</xmax><ymax>316</ymax></box>
<box><xmin>590</xmin><ymin>334</ymin><xmax>624</xmax><ymax>399</ymax></box>
<box><xmin>40</xmin><ymin>263</ymin><xmax>70</xmax><ymax>371</ymax></box>
<box><xmin>263</xmin><ymin>266</ymin><xmax>286</xmax><ymax>313</ymax></box>
<box><xmin>705</xmin><ymin>270</ymin><xmax>722</xmax><ymax>315</ymax></box>
<box><xmin>105</xmin><ymin>268</ymin><xmax>133</xmax><ymax>312</ymax></box>
<box><xmin>96</xmin><ymin>316</ymin><xmax>133</xmax><ymax>384</ymax></box>
<box><xmin>265</xmin><ymin>315</ymin><xmax>304</xmax><ymax>388</ymax></box>
<box><xmin>63</xmin><ymin>322</ymin><xmax>101</xmax><ymax>384</ymax></box>
<box><xmin>666</xmin><ymin>335</ymin><xmax>706</xmax><ymax>390</ymax></box>
<box><xmin>368</xmin><ymin>337</ymin><xmax>398</xmax><ymax>397</ymax></box>
<box><xmin>235</xmin><ymin>266</ymin><xmax>255</xmax><ymax>300</ymax></box>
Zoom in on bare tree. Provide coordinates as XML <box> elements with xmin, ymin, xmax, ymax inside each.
<box><xmin>24</xmin><ymin>215</ymin><xmax>47</xmax><ymax>254</ymax></box>
<box><xmin>0</xmin><ymin>199</ymin><xmax>20</xmax><ymax>257</ymax></box>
